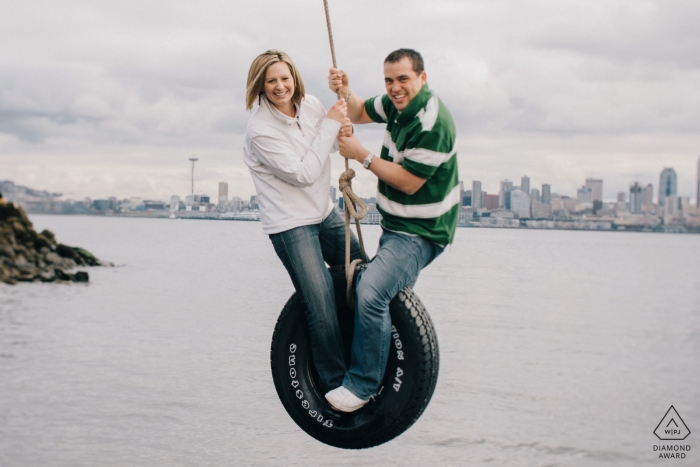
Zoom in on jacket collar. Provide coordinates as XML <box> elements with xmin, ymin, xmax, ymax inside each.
<box><xmin>396</xmin><ymin>83</ymin><xmax>432</xmax><ymax>125</ymax></box>
<box><xmin>260</xmin><ymin>96</ymin><xmax>300</xmax><ymax>126</ymax></box>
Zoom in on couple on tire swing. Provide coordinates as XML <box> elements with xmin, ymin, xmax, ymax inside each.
<box><xmin>244</xmin><ymin>48</ymin><xmax>458</xmax><ymax>413</ymax></box>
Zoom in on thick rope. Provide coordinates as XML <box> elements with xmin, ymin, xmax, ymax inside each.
<box><xmin>323</xmin><ymin>0</ymin><xmax>368</xmax><ymax>306</ymax></box>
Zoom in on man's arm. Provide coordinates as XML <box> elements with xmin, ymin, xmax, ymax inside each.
<box><xmin>328</xmin><ymin>68</ymin><xmax>374</xmax><ymax>125</ymax></box>
<box><xmin>338</xmin><ymin>135</ymin><xmax>427</xmax><ymax>195</ymax></box>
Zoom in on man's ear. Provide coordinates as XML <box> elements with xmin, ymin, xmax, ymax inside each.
<box><xmin>420</xmin><ymin>71</ymin><xmax>427</xmax><ymax>85</ymax></box>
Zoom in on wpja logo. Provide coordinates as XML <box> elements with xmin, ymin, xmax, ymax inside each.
<box><xmin>653</xmin><ymin>406</ymin><xmax>691</xmax><ymax>459</ymax></box>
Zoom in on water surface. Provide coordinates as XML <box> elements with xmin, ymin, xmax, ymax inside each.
<box><xmin>1</xmin><ymin>215</ymin><xmax>698</xmax><ymax>466</ymax></box>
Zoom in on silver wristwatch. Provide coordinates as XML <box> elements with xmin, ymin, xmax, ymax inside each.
<box><xmin>362</xmin><ymin>152</ymin><xmax>375</xmax><ymax>169</ymax></box>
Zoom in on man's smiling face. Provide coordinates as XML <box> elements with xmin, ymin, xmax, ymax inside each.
<box><xmin>384</xmin><ymin>57</ymin><xmax>427</xmax><ymax>111</ymax></box>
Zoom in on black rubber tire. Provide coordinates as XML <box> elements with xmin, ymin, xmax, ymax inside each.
<box><xmin>270</xmin><ymin>265</ymin><xmax>439</xmax><ymax>449</ymax></box>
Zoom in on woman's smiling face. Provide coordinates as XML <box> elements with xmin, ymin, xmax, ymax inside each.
<box><xmin>264</xmin><ymin>61</ymin><xmax>295</xmax><ymax>111</ymax></box>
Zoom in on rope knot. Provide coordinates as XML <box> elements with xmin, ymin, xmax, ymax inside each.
<box><xmin>338</xmin><ymin>168</ymin><xmax>356</xmax><ymax>193</ymax></box>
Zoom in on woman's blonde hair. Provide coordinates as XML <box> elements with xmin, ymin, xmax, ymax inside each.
<box><xmin>246</xmin><ymin>50</ymin><xmax>305</xmax><ymax>111</ymax></box>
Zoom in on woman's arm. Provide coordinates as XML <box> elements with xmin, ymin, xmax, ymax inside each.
<box><xmin>250</xmin><ymin>117</ymin><xmax>342</xmax><ymax>187</ymax></box>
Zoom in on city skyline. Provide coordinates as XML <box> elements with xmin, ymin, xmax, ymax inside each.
<box><xmin>2</xmin><ymin>2</ymin><xmax>699</xmax><ymax>202</ymax></box>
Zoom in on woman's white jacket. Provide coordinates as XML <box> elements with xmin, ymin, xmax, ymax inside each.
<box><xmin>244</xmin><ymin>95</ymin><xmax>341</xmax><ymax>235</ymax></box>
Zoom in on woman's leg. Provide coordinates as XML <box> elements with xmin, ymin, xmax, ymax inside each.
<box><xmin>269</xmin><ymin>224</ymin><xmax>345</xmax><ymax>394</ymax></box>
<box><xmin>318</xmin><ymin>208</ymin><xmax>363</xmax><ymax>267</ymax></box>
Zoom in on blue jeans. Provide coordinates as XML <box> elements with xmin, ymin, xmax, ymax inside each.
<box><xmin>343</xmin><ymin>230</ymin><xmax>443</xmax><ymax>400</ymax></box>
<box><xmin>269</xmin><ymin>208</ymin><xmax>362</xmax><ymax>394</ymax></box>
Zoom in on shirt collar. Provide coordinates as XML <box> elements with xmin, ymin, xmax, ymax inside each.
<box><xmin>261</xmin><ymin>97</ymin><xmax>300</xmax><ymax>125</ymax></box>
<box><xmin>396</xmin><ymin>83</ymin><xmax>432</xmax><ymax>125</ymax></box>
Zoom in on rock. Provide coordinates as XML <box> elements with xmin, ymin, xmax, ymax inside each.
<box><xmin>74</xmin><ymin>247</ymin><xmax>100</xmax><ymax>266</ymax></box>
<box><xmin>40</xmin><ymin>229</ymin><xmax>57</xmax><ymax>247</ymax></box>
<box><xmin>56</xmin><ymin>244</ymin><xmax>77</xmax><ymax>259</ymax></box>
<box><xmin>44</xmin><ymin>252</ymin><xmax>63</xmax><ymax>264</ymax></box>
<box><xmin>34</xmin><ymin>234</ymin><xmax>53</xmax><ymax>251</ymax></box>
<box><xmin>54</xmin><ymin>269</ymin><xmax>74</xmax><ymax>281</ymax></box>
<box><xmin>74</xmin><ymin>271</ymin><xmax>89</xmax><ymax>282</ymax></box>
<box><xmin>0</xmin><ymin>202</ymin><xmax>108</xmax><ymax>285</ymax></box>
<box><xmin>0</xmin><ymin>244</ymin><xmax>14</xmax><ymax>258</ymax></box>
<box><xmin>39</xmin><ymin>269</ymin><xmax>56</xmax><ymax>282</ymax></box>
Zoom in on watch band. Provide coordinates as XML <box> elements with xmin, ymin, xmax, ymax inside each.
<box><xmin>362</xmin><ymin>153</ymin><xmax>375</xmax><ymax>169</ymax></box>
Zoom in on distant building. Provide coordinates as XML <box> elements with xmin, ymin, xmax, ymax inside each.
<box><xmin>629</xmin><ymin>182</ymin><xmax>643</xmax><ymax>213</ymax></box>
<box><xmin>697</xmin><ymin>156</ymin><xmax>700</xmax><ymax>207</ymax></box>
<box><xmin>510</xmin><ymin>189</ymin><xmax>530</xmax><ymax>218</ymax></box>
<box><xmin>541</xmin><ymin>184</ymin><xmax>551</xmax><ymax>204</ymax></box>
<box><xmin>642</xmin><ymin>184</ymin><xmax>654</xmax><ymax>208</ymax></box>
<box><xmin>93</xmin><ymin>199</ymin><xmax>117</xmax><ymax>211</ymax></box>
<box><xmin>577</xmin><ymin>187</ymin><xmax>593</xmax><ymax>205</ymax></box>
<box><xmin>585</xmin><ymin>178</ymin><xmax>603</xmax><ymax>202</ymax></box>
<box><xmin>484</xmin><ymin>194</ymin><xmax>499</xmax><ymax>211</ymax></box>
<box><xmin>229</xmin><ymin>196</ymin><xmax>242</xmax><ymax>211</ymax></box>
<box><xmin>472</xmin><ymin>180</ymin><xmax>482</xmax><ymax>209</ymax></box>
<box><xmin>658</xmin><ymin>168</ymin><xmax>677</xmax><ymax>206</ymax></box>
<box><xmin>664</xmin><ymin>195</ymin><xmax>683</xmax><ymax>217</ymax></box>
<box><xmin>218</xmin><ymin>182</ymin><xmax>229</xmax><ymax>202</ymax></box>
<box><xmin>249</xmin><ymin>195</ymin><xmax>259</xmax><ymax>210</ymax></box>
<box><xmin>170</xmin><ymin>195</ymin><xmax>180</xmax><ymax>212</ymax></box>
<box><xmin>499</xmin><ymin>180</ymin><xmax>513</xmax><ymax>209</ymax></box>
<box><xmin>462</xmin><ymin>190</ymin><xmax>472</xmax><ymax>207</ymax></box>
<box><xmin>530</xmin><ymin>188</ymin><xmax>540</xmax><ymax>202</ymax></box>
<box><xmin>530</xmin><ymin>196</ymin><xmax>551</xmax><ymax>219</ymax></box>
<box><xmin>330</xmin><ymin>186</ymin><xmax>337</xmax><ymax>203</ymax></box>
<box><xmin>520</xmin><ymin>176</ymin><xmax>530</xmax><ymax>195</ymax></box>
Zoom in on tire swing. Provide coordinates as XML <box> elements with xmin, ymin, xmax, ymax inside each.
<box><xmin>270</xmin><ymin>265</ymin><xmax>439</xmax><ymax>449</ymax></box>
<box><xmin>269</xmin><ymin>3</ymin><xmax>439</xmax><ymax>448</ymax></box>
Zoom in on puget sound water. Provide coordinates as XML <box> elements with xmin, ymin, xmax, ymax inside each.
<box><xmin>1</xmin><ymin>214</ymin><xmax>698</xmax><ymax>466</ymax></box>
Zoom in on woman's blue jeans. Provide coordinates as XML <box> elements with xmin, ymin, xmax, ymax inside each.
<box><xmin>343</xmin><ymin>230</ymin><xmax>443</xmax><ymax>400</ymax></box>
<box><xmin>269</xmin><ymin>208</ymin><xmax>362</xmax><ymax>394</ymax></box>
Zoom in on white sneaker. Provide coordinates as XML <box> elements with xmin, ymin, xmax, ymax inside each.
<box><xmin>325</xmin><ymin>386</ymin><xmax>368</xmax><ymax>413</ymax></box>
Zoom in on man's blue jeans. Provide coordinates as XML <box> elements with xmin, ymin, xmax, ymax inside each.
<box><xmin>269</xmin><ymin>209</ymin><xmax>362</xmax><ymax>394</ymax></box>
<box><xmin>343</xmin><ymin>230</ymin><xmax>443</xmax><ymax>400</ymax></box>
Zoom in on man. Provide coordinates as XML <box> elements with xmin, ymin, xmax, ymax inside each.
<box><xmin>324</xmin><ymin>49</ymin><xmax>459</xmax><ymax>412</ymax></box>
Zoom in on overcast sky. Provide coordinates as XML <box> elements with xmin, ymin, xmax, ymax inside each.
<box><xmin>2</xmin><ymin>0</ymin><xmax>699</xmax><ymax>201</ymax></box>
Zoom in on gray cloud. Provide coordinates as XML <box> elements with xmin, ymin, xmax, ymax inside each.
<box><xmin>1</xmin><ymin>0</ymin><xmax>699</xmax><ymax>200</ymax></box>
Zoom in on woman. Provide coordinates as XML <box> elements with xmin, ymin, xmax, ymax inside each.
<box><xmin>243</xmin><ymin>50</ymin><xmax>362</xmax><ymax>396</ymax></box>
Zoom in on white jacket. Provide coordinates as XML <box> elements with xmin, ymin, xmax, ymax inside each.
<box><xmin>244</xmin><ymin>95</ymin><xmax>341</xmax><ymax>234</ymax></box>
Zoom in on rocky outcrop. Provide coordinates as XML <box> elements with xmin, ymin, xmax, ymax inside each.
<box><xmin>0</xmin><ymin>201</ymin><xmax>107</xmax><ymax>285</ymax></box>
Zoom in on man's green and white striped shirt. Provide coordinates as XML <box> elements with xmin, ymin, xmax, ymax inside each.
<box><xmin>364</xmin><ymin>84</ymin><xmax>459</xmax><ymax>246</ymax></box>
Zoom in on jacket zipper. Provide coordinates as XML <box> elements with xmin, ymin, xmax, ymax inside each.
<box><xmin>295</xmin><ymin>117</ymin><xmax>304</xmax><ymax>136</ymax></box>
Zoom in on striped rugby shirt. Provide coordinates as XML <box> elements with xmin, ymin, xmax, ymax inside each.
<box><xmin>365</xmin><ymin>84</ymin><xmax>459</xmax><ymax>246</ymax></box>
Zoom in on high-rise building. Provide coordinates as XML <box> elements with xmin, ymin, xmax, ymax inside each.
<box><xmin>577</xmin><ymin>187</ymin><xmax>593</xmax><ymax>204</ymax></box>
<box><xmin>629</xmin><ymin>182</ymin><xmax>643</xmax><ymax>213</ymax></box>
<box><xmin>530</xmin><ymin>188</ymin><xmax>540</xmax><ymax>202</ymax></box>
<box><xmin>541</xmin><ymin>184</ymin><xmax>551</xmax><ymax>204</ymax></box>
<box><xmin>462</xmin><ymin>190</ymin><xmax>472</xmax><ymax>207</ymax></box>
<box><xmin>658</xmin><ymin>168</ymin><xmax>677</xmax><ymax>206</ymax></box>
<box><xmin>330</xmin><ymin>186</ymin><xmax>337</xmax><ymax>202</ymax></box>
<box><xmin>472</xmin><ymin>181</ymin><xmax>482</xmax><ymax>209</ymax></box>
<box><xmin>520</xmin><ymin>176</ymin><xmax>530</xmax><ymax>195</ymax></box>
<box><xmin>642</xmin><ymin>184</ymin><xmax>654</xmax><ymax>208</ymax></box>
<box><xmin>218</xmin><ymin>182</ymin><xmax>229</xmax><ymax>202</ymax></box>
<box><xmin>510</xmin><ymin>189</ymin><xmax>530</xmax><ymax>218</ymax></box>
<box><xmin>169</xmin><ymin>195</ymin><xmax>180</xmax><ymax>212</ymax></box>
<box><xmin>499</xmin><ymin>180</ymin><xmax>513</xmax><ymax>209</ymax></box>
<box><xmin>585</xmin><ymin>178</ymin><xmax>603</xmax><ymax>202</ymax></box>
<box><xmin>697</xmin><ymin>156</ymin><xmax>700</xmax><ymax>207</ymax></box>
<box><xmin>484</xmin><ymin>194</ymin><xmax>499</xmax><ymax>211</ymax></box>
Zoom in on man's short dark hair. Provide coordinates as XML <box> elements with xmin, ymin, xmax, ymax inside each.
<box><xmin>384</xmin><ymin>49</ymin><xmax>424</xmax><ymax>74</ymax></box>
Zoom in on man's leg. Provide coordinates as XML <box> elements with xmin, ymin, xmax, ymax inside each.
<box><xmin>342</xmin><ymin>230</ymin><xmax>443</xmax><ymax>400</ymax></box>
<box><xmin>269</xmin><ymin>224</ymin><xmax>345</xmax><ymax>394</ymax></box>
